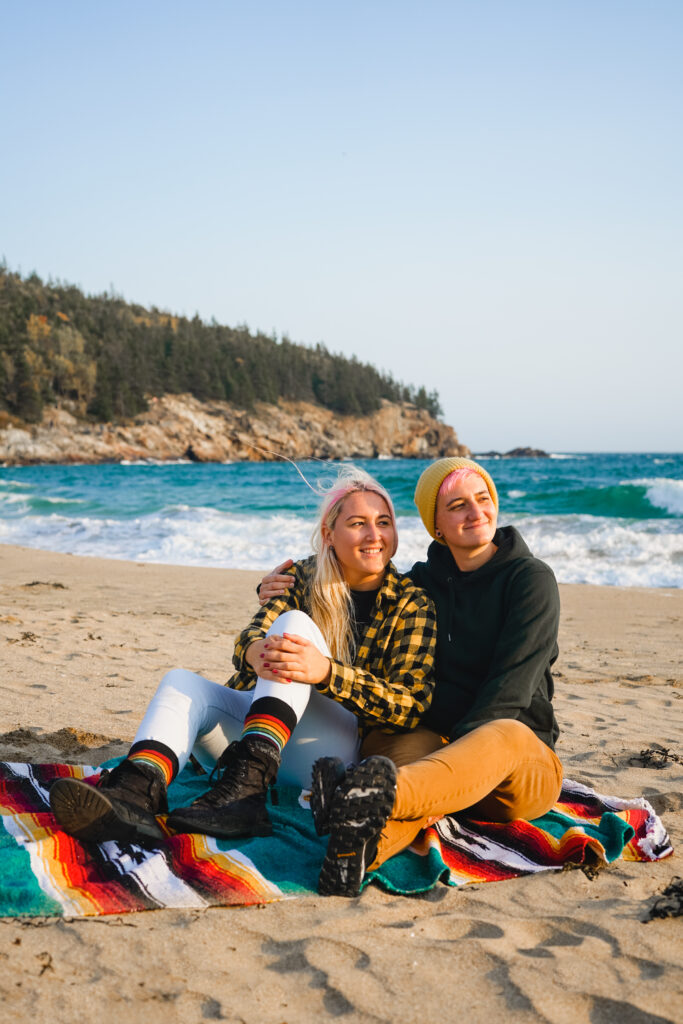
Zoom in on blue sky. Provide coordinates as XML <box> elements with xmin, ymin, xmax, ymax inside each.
<box><xmin>2</xmin><ymin>1</ymin><xmax>681</xmax><ymax>451</ymax></box>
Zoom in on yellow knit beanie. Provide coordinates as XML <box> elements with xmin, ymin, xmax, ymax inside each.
<box><xmin>414</xmin><ymin>457</ymin><xmax>499</xmax><ymax>542</ymax></box>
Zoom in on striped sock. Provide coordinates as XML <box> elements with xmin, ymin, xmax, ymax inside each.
<box><xmin>127</xmin><ymin>739</ymin><xmax>179</xmax><ymax>787</ymax></box>
<box><xmin>241</xmin><ymin>697</ymin><xmax>298</xmax><ymax>755</ymax></box>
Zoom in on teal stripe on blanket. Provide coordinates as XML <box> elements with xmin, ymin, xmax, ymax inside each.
<box><xmin>541</xmin><ymin>809</ymin><xmax>636</xmax><ymax>862</ymax></box>
<box><xmin>0</xmin><ymin>819</ymin><xmax>63</xmax><ymax>918</ymax></box>
<box><xmin>165</xmin><ymin>763</ymin><xmax>327</xmax><ymax>895</ymax></box>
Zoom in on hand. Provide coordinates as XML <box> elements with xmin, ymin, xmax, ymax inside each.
<box><xmin>258</xmin><ymin>559</ymin><xmax>296</xmax><ymax>606</ymax></box>
<box><xmin>247</xmin><ymin>633</ymin><xmax>331</xmax><ymax>686</ymax></box>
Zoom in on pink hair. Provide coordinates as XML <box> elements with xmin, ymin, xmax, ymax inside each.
<box><xmin>437</xmin><ymin>467</ymin><xmax>491</xmax><ymax>501</ymax></box>
<box><xmin>315</xmin><ymin>467</ymin><xmax>398</xmax><ymax>560</ymax></box>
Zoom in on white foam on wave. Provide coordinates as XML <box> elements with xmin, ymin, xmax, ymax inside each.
<box><xmin>549</xmin><ymin>453</ymin><xmax>586</xmax><ymax>460</ymax></box>
<box><xmin>119</xmin><ymin>458</ymin><xmax>193</xmax><ymax>466</ymax></box>
<box><xmin>0</xmin><ymin>506</ymin><xmax>681</xmax><ymax>587</ymax></box>
<box><xmin>508</xmin><ymin>490</ymin><xmax>526</xmax><ymax>499</ymax></box>
<box><xmin>0</xmin><ymin>492</ymin><xmax>31</xmax><ymax>507</ymax></box>
<box><xmin>628</xmin><ymin>477</ymin><xmax>683</xmax><ymax>516</ymax></box>
<box><xmin>511</xmin><ymin>513</ymin><xmax>683</xmax><ymax>587</ymax></box>
<box><xmin>39</xmin><ymin>496</ymin><xmax>86</xmax><ymax>505</ymax></box>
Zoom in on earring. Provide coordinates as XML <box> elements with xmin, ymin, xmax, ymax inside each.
<box><xmin>435</xmin><ymin>530</ymin><xmax>442</xmax><ymax>537</ymax></box>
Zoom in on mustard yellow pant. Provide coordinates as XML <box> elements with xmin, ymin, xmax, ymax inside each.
<box><xmin>361</xmin><ymin>719</ymin><xmax>563</xmax><ymax>869</ymax></box>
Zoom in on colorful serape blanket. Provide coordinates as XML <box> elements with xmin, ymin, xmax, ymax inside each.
<box><xmin>0</xmin><ymin>762</ymin><xmax>672</xmax><ymax>918</ymax></box>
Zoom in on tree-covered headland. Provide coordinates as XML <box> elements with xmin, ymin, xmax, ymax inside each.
<box><xmin>0</xmin><ymin>267</ymin><xmax>442</xmax><ymax>424</ymax></box>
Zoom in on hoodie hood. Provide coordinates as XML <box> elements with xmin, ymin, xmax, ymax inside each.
<box><xmin>424</xmin><ymin>525</ymin><xmax>532</xmax><ymax>583</ymax></box>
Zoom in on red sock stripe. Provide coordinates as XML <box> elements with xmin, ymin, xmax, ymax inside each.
<box><xmin>242</xmin><ymin>714</ymin><xmax>292</xmax><ymax>750</ymax></box>
<box><xmin>128</xmin><ymin>749</ymin><xmax>175</xmax><ymax>786</ymax></box>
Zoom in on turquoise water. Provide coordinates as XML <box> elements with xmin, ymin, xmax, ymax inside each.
<box><xmin>0</xmin><ymin>453</ymin><xmax>681</xmax><ymax>586</ymax></box>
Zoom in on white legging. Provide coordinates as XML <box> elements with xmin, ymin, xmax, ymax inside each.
<box><xmin>132</xmin><ymin>610</ymin><xmax>361</xmax><ymax>788</ymax></box>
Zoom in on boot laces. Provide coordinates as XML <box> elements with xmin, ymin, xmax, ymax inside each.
<box><xmin>201</xmin><ymin>741</ymin><xmax>260</xmax><ymax>807</ymax></box>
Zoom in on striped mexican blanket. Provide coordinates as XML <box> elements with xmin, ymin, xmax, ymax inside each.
<box><xmin>0</xmin><ymin>762</ymin><xmax>672</xmax><ymax>917</ymax></box>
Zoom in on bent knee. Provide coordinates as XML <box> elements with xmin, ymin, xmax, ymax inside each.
<box><xmin>480</xmin><ymin>718</ymin><xmax>541</xmax><ymax>756</ymax></box>
<box><xmin>158</xmin><ymin>667</ymin><xmax>208</xmax><ymax>697</ymax></box>
<box><xmin>267</xmin><ymin>609</ymin><xmax>314</xmax><ymax>635</ymax></box>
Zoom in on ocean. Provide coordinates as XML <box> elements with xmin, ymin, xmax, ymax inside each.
<box><xmin>0</xmin><ymin>454</ymin><xmax>681</xmax><ymax>588</ymax></box>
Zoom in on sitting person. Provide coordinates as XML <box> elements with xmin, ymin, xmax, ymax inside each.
<box><xmin>258</xmin><ymin>457</ymin><xmax>563</xmax><ymax>896</ymax></box>
<box><xmin>50</xmin><ymin>467</ymin><xmax>437</xmax><ymax>848</ymax></box>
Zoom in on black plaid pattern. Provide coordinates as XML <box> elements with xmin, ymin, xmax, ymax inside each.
<box><xmin>228</xmin><ymin>557</ymin><xmax>436</xmax><ymax>733</ymax></box>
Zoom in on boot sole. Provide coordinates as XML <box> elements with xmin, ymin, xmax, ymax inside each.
<box><xmin>167</xmin><ymin>808</ymin><xmax>273</xmax><ymax>839</ymax></box>
<box><xmin>50</xmin><ymin>778</ymin><xmax>165</xmax><ymax>845</ymax></box>
<box><xmin>318</xmin><ymin>757</ymin><xmax>396</xmax><ymax>898</ymax></box>
<box><xmin>310</xmin><ymin>757</ymin><xmax>346</xmax><ymax>836</ymax></box>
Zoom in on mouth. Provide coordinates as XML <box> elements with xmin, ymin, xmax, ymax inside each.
<box><xmin>359</xmin><ymin>547</ymin><xmax>383</xmax><ymax>556</ymax></box>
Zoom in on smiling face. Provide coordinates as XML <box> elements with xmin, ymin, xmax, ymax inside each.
<box><xmin>324</xmin><ymin>490</ymin><xmax>396</xmax><ymax>590</ymax></box>
<box><xmin>434</xmin><ymin>471</ymin><xmax>498</xmax><ymax>569</ymax></box>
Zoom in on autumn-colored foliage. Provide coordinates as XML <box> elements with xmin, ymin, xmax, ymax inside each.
<box><xmin>0</xmin><ymin>266</ymin><xmax>442</xmax><ymax>424</ymax></box>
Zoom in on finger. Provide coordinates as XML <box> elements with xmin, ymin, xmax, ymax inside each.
<box><xmin>281</xmin><ymin>632</ymin><xmax>310</xmax><ymax>647</ymax></box>
<box><xmin>257</xmin><ymin>668</ymin><xmax>291</xmax><ymax>684</ymax></box>
<box><xmin>273</xmin><ymin>559</ymin><xmax>295</xmax><ymax>574</ymax></box>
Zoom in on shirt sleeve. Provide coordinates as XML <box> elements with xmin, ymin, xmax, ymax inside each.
<box><xmin>315</xmin><ymin>590</ymin><xmax>437</xmax><ymax>730</ymax></box>
<box><xmin>449</xmin><ymin>565</ymin><xmax>560</xmax><ymax>741</ymax></box>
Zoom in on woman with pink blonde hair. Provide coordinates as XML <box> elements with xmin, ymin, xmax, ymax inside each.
<box><xmin>50</xmin><ymin>466</ymin><xmax>437</xmax><ymax>848</ymax></box>
<box><xmin>258</xmin><ymin>457</ymin><xmax>563</xmax><ymax>897</ymax></box>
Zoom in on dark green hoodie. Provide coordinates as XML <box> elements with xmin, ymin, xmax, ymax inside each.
<box><xmin>409</xmin><ymin>525</ymin><xmax>560</xmax><ymax>750</ymax></box>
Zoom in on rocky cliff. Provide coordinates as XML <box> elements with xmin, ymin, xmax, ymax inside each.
<box><xmin>0</xmin><ymin>394</ymin><xmax>469</xmax><ymax>465</ymax></box>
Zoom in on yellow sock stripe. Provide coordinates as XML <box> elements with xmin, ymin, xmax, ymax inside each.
<box><xmin>128</xmin><ymin>750</ymin><xmax>174</xmax><ymax>787</ymax></box>
<box><xmin>242</xmin><ymin>715</ymin><xmax>291</xmax><ymax>751</ymax></box>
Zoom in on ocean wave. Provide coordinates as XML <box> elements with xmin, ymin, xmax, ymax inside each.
<box><xmin>119</xmin><ymin>458</ymin><xmax>194</xmax><ymax>466</ymax></box>
<box><xmin>0</xmin><ymin>507</ymin><xmax>681</xmax><ymax>587</ymax></box>
<box><xmin>629</xmin><ymin>478</ymin><xmax>683</xmax><ymax>516</ymax></box>
<box><xmin>0</xmin><ymin>492</ymin><xmax>30</xmax><ymax>505</ymax></box>
<box><xmin>510</xmin><ymin>514</ymin><xmax>683</xmax><ymax>588</ymax></box>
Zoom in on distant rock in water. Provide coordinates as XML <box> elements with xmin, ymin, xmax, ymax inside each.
<box><xmin>476</xmin><ymin>446</ymin><xmax>549</xmax><ymax>459</ymax></box>
<box><xmin>0</xmin><ymin>394</ymin><xmax>469</xmax><ymax>465</ymax></box>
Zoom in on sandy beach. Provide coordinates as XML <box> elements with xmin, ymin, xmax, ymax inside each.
<box><xmin>0</xmin><ymin>542</ymin><xmax>681</xmax><ymax>1023</ymax></box>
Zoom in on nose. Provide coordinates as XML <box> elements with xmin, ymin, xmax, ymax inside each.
<box><xmin>364</xmin><ymin>521</ymin><xmax>382</xmax><ymax>542</ymax></box>
<box><xmin>465</xmin><ymin>499</ymin><xmax>482</xmax><ymax>520</ymax></box>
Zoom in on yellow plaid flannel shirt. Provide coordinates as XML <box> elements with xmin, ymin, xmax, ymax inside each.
<box><xmin>227</xmin><ymin>556</ymin><xmax>436</xmax><ymax>732</ymax></box>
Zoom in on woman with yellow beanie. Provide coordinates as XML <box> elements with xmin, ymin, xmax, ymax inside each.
<box><xmin>259</xmin><ymin>457</ymin><xmax>563</xmax><ymax>897</ymax></box>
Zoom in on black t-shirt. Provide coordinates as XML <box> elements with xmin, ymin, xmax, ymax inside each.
<box><xmin>350</xmin><ymin>587</ymin><xmax>380</xmax><ymax>646</ymax></box>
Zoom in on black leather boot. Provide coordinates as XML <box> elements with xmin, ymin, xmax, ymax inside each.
<box><xmin>50</xmin><ymin>759</ymin><xmax>168</xmax><ymax>845</ymax></box>
<box><xmin>167</xmin><ymin>736</ymin><xmax>280</xmax><ymax>839</ymax></box>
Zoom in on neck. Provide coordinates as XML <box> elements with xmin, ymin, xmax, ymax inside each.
<box><xmin>449</xmin><ymin>540</ymin><xmax>497</xmax><ymax>572</ymax></box>
<box><xmin>343</xmin><ymin>569</ymin><xmax>386</xmax><ymax>591</ymax></box>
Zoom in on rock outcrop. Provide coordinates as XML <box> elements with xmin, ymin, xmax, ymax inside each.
<box><xmin>0</xmin><ymin>394</ymin><xmax>469</xmax><ymax>465</ymax></box>
<box><xmin>475</xmin><ymin>447</ymin><xmax>549</xmax><ymax>459</ymax></box>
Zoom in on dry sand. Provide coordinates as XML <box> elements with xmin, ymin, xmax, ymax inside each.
<box><xmin>0</xmin><ymin>543</ymin><xmax>681</xmax><ymax>1024</ymax></box>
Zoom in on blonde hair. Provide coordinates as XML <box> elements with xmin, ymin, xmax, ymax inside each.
<box><xmin>309</xmin><ymin>466</ymin><xmax>397</xmax><ymax>664</ymax></box>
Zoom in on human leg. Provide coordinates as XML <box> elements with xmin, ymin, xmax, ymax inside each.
<box><xmin>371</xmin><ymin>719</ymin><xmax>563</xmax><ymax>868</ymax></box>
<box><xmin>50</xmin><ymin>669</ymin><xmax>250</xmax><ymax>844</ymax></box>
<box><xmin>168</xmin><ymin>610</ymin><xmax>360</xmax><ymax>837</ymax></box>
<box><xmin>360</xmin><ymin>726</ymin><xmax>446</xmax><ymax>767</ymax></box>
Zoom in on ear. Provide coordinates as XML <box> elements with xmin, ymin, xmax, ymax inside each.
<box><xmin>321</xmin><ymin>525</ymin><xmax>333</xmax><ymax>547</ymax></box>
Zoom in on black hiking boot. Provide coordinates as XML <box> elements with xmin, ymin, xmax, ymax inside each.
<box><xmin>49</xmin><ymin>759</ymin><xmax>168</xmax><ymax>845</ymax></box>
<box><xmin>310</xmin><ymin>756</ymin><xmax>347</xmax><ymax>836</ymax></box>
<box><xmin>167</xmin><ymin>736</ymin><xmax>280</xmax><ymax>839</ymax></box>
<box><xmin>318</xmin><ymin>756</ymin><xmax>397</xmax><ymax>898</ymax></box>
